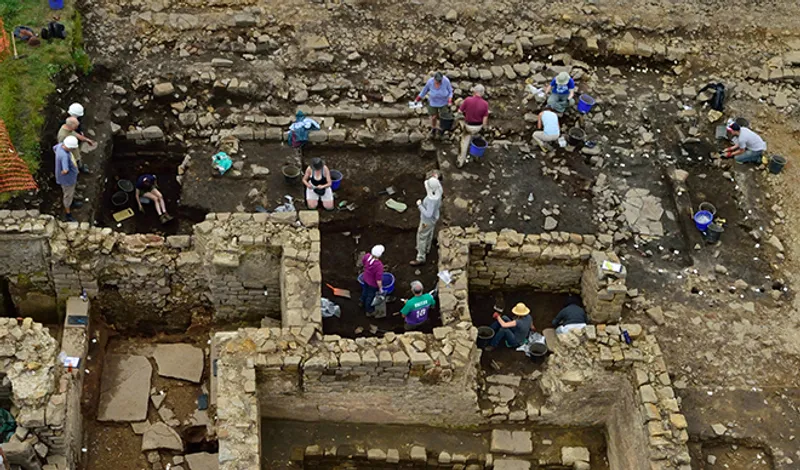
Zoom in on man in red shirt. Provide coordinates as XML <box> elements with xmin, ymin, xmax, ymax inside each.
<box><xmin>457</xmin><ymin>84</ymin><xmax>489</xmax><ymax>168</ymax></box>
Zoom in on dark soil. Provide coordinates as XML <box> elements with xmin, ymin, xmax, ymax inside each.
<box><xmin>95</xmin><ymin>140</ymin><xmax>206</xmax><ymax>234</ymax></box>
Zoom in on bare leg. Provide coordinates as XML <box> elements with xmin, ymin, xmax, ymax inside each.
<box><xmin>144</xmin><ymin>193</ymin><xmax>163</xmax><ymax>215</ymax></box>
<box><xmin>307</xmin><ymin>198</ymin><xmax>319</xmax><ymax>209</ymax></box>
<box><xmin>151</xmin><ymin>189</ymin><xmax>167</xmax><ymax>214</ymax></box>
<box><xmin>322</xmin><ymin>199</ymin><xmax>334</xmax><ymax>210</ymax></box>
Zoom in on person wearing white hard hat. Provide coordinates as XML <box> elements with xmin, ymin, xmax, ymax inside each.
<box><xmin>67</xmin><ymin>103</ymin><xmax>86</xmax><ymax>133</ymax></box>
<box><xmin>544</xmin><ymin>72</ymin><xmax>575</xmax><ymax>114</ymax></box>
<box><xmin>410</xmin><ymin>176</ymin><xmax>442</xmax><ymax>266</ymax></box>
<box><xmin>53</xmin><ymin>136</ymin><xmax>81</xmax><ymax>222</ymax></box>
<box><xmin>360</xmin><ymin>245</ymin><xmax>385</xmax><ymax>316</ymax></box>
<box><xmin>57</xmin><ymin>117</ymin><xmax>94</xmax><ymax>174</ymax></box>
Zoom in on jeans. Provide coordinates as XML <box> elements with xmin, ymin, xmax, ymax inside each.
<box><xmin>489</xmin><ymin>316</ymin><xmax>521</xmax><ymax>348</ymax></box>
<box><xmin>360</xmin><ymin>284</ymin><xmax>378</xmax><ymax>314</ymax></box>
<box><xmin>547</xmin><ymin>93</ymin><xmax>573</xmax><ymax>113</ymax></box>
<box><xmin>735</xmin><ymin>149</ymin><xmax>764</xmax><ymax>164</ymax></box>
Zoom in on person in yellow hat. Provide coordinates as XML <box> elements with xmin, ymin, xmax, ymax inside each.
<box><xmin>485</xmin><ymin>302</ymin><xmax>534</xmax><ymax>351</ymax></box>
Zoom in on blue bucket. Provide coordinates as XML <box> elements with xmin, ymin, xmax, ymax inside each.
<box><xmin>330</xmin><ymin>170</ymin><xmax>343</xmax><ymax>191</ymax></box>
<box><xmin>469</xmin><ymin>137</ymin><xmax>488</xmax><ymax>158</ymax></box>
<box><xmin>49</xmin><ymin>0</ymin><xmax>64</xmax><ymax>9</ymax></box>
<box><xmin>357</xmin><ymin>273</ymin><xmax>396</xmax><ymax>294</ymax></box>
<box><xmin>693</xmin><ymin>210</ymin><xmax>714</xmax><ymax>232</ymax></box>
<box><xmin>577</xmin><ymin>94</ymin><xmax>596</xmax><ymax>114</ymax></box>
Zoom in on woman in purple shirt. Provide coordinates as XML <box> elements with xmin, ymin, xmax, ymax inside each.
<box><xmin>415</xmin><ymin>72</ymin><xmax>453</xmax><ymax>137</ymax></box>
<box><xmin>360</xmin><ymin>245</ymin><xmax>385</xmax><ymax>316</ymax></box>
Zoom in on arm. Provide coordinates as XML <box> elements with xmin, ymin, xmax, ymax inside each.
<box><xmin>376</xmin><ymin>264</ymin><xmax>384</xmax><ymax>291</ymax></box>
<box><xmin>418</xmin><ymin>199</ymin><xmax>435</xmax><ymax>220</ymax></box>
<box><xmin>55</xmin><ymin>152</ymin><xmax>65</xmax><ymax>175</ymax></box>
<box><xmin>568</xmin><ymin>82</ymin><xmax>576</xmax><ymax>100</ymax></box>
<box><xmin>544</xmin><ymin>84</ymin><xmax>552</xmax><ymax>94</ymax></box>
<box><xmin>537</xmin><ymin>112</ymin><xmax>543</xmax><ymax>130</ymax></box>
<box><xmin>446</xmin><ymin>79</ymin><xmax>454</xmax><ymax>103</ymax></box>
<box><xmin>497</xmin><ymin>317</ymin><xmax>517</xmax><ymax>328</ymax></box>
<box><xmin>75</xmin><ymin>133</ymin><xmax>95</xmax><ymax>144</ymax></box>
<box><xmin>417</xmin><ymin>80</ymin><xmax>431</xmax><ymax>101</ymax></box>
<box><xmin>135</xmin><ymin>189</ymin><xmax>143</xmax><ymax>211</ymax></box>
<box><xmin>302</xmin><ymin>168</ymin><xmax>313</xmax><ymax>189</ymax></box>
<box><xmin>552</xmin><ymin>309</ymin><xmax>565</xmax><ymax>327</ymax></box>
<box><xmin>482</xmin><ymin>110</ymin><xmax>489</xmax><ymax>127</ymax></box>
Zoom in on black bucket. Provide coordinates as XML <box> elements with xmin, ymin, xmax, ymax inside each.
<box><xmin>704</xmin><ymin>223</ymin><xmax>724</xmax><ymax>244</ymax></box>
<box><xmin>476</xmin><ymin>326</ymin><xmax>495</xmax><ymax>349</ymax></box>
<box><xmin>567</xmin><ymin>127</ymin><xmax>586</xmax><ymax>146</ymax></box>
<box><xmin>111</xmin><ymin>191</ymin><xmax>129</xmax><ymax>206</ymax></box>
<box><xmin>769</xmin><ymin>155</ymin><xmax>787</xmax><ymax>174</ymax></box>
<box><xmin>282</xmin><ymin>165</ymin><xmax>301</xmax><ymax>183</ymax></box>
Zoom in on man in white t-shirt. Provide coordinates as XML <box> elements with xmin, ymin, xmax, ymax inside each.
<box><xmin>533</xmin><ymin>106</ymin><xmax>560</xmax><ymax>150</ymax></box>
<box><xmin>723</xmin><ymin>123</ymin><xmax>767</xmax><ymax>164</ymax></box>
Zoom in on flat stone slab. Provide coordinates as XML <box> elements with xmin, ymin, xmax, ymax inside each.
<box><xmin>185</xmin><ymin>452</ymin><xmax>218</xmax><ymax>470</ymax></box>
<box><xmin>142</xmin><ymin>422</ymin><xmax>183</xmax><ymax>452</ymax></box>
<box><xmin>490</xmin><ymin>430</ymin><xmax>533</xmax><ymax>455</ymax></box>
<box><xmin>98</xmin><ymin>355</ymin><xmax>152</xmax><ymax>422</ymax></box>
<box><xmin>494</xmin><ymin>459</ymin><xmax>531</xmax><ymax>470</ymax></box>
<box><xmin>153</xmin><ymin>344</ymin><xmax>204</xmax><ymax>383</ymax></box>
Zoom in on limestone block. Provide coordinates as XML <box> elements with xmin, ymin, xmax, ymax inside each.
<box><xmin>339</xmin><ymin>352</ymin><xmax>361</xmax><ymax>367</ymax></box>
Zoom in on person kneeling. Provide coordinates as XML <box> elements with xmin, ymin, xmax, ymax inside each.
<box><xmin>399</xmin><ymin>281</ymin><xmax>436</xmax><ymax>331</ymax></box>
<box><xmin>135</xmin><ymin>174</ymin><xmax>173</xmax><ymax>224</ymax></box>
<box><xmin>553</xmin><ymin>296</ymin><xmax>588</xmax><ymax>334</ymax></box>
<box><xmin>303</xmin><ymin>158</ymin><xmax>334</xmax><ymax>210</ymax></box>
<box><xmin>485</xmin><ymin>302</ymin><xmax>533</xmax><ymax>351</ymax></box>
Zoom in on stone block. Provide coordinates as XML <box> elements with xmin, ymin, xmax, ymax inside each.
<box><xmin>490</xmin><ymin>429</ymin><xmax>532</xmax><ymax>455</ymax></box>
<box><xmin>410</xmin><ymin>446</ymin><xmax>426</xmax><ymax>462</ymax></box>
<box><xmin>561</xmin><ymin>447</ymin><xmax>590</xmax><ymax>465</ymax></box>
<box><xmin>339</xmin><ymin>352</ymin><xmax>361</xmax><ymax>367</ymax></box>
<box><xmin>493</xmin><ymin>460</ymin><xmax>531</xmax><ymax>470</ymax></box>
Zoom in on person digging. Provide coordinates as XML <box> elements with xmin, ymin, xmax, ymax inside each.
<box><xmin>135</xmin><ymin>174</ymin><xmax>173</xmax><ymax>224</ymax></box>
<box><xmin>484</xmin><ymin>302</ymin><xmax>534</xmax><ymax>352</ymax></box>
<box><xmin>721</xmin><ymin>122</ymin><xmax>767</xmax><ymax>165</ymax></box>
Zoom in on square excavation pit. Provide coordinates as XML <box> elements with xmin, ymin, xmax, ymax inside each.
<box><xmin>214</xmin><ymin>229</ymin><xmax>694</xmax><ymax>470</ymax></box>
<box><xmin>98</xmin><ymin>140</ymin><xmax>206</xmax><ymax>235</ymax></box>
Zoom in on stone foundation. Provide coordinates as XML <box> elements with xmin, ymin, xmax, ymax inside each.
<box><xmin>436</xmin><ymin>227</ymin><xmax>625</xmax><ymax>325</ymax></box>
<box><xmin>0</xmin><ymin>210</ymin><xmax>322</xmax><ymax>331</ymax></box>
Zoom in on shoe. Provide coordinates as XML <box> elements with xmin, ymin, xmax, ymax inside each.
<box><xmin>483</xmin><ymin>346</ymin><xmax>495</xmax><ymax>352</ymax></box>
<box><xmin>64</xmin><ymin>214</ymin><xmax>76</xmax><ymax>222</ymax></box>
<box><xmin>70</xmin><ymin>200</ymin><xmax>84</xmax><ymax>209</ymax></box>
<box><xmin>409</xmin><ymin>260</ymin><xmax>424</xmax><ymax>266</ymax></box>
<box><xmin>160</xmin><ymin>214</ymin><xmax>174</xmax><ymax>223</ymax></box>
<box><xmin>365</xmin><ymin>310</ymin><xmax>375</xmax><ymax>318</ymax></box>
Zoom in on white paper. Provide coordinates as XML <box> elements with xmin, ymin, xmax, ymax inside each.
<box><xmin>602</xmin><ymin>260</ymin><xmax>623</xmax><ymax>273</ymax></box>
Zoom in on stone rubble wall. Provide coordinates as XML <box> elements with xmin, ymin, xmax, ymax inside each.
<box><xmin>214</xmin><ymin>323</ymin><xmax>482</xmax><ymax>470</ymax></box>
<box><xmin>540</xmin><ymin>324</ymin><xmax>691</xmax><ymax>470</ymax></box>
<box><xmin>436</xmin><ymin>227</ymin><xmax>624</xmax><ymax>325</ymax></box>
<box><xmin>0</xmin><ymin>210</ymin><xmax>322</xmax><ymax>331</ymax></box>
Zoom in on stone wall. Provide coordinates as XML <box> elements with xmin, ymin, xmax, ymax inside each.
<box><xmin>436</xmin><ymin>227</ymin><xmax>625</xmax><ymax>325</ymax></box>
<box><xmin>0</xmin><ymin>210</ymin><xmax>322</xmax><ymax>331</ymax></box>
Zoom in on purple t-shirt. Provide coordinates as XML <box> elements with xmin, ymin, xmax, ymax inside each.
<box><xmin>361</xmin><ymin>253</ymin><xmax>384</xmax><ymax>288</ymax></box>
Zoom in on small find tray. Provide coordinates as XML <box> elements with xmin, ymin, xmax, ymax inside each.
<box><xmin>113</xmin><ymin>208</ymin><xmax>134</xmax><ymax>222</ymax></box>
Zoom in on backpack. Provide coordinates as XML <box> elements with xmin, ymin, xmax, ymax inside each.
<box><xmin>41</xmin><ymin>22</ymin><xmax>67</xmax><ymax>41</ymax></box>
<box><xmin>698</xmin><ymin>83</ymin><xmax>725</xmax><ymax>112</ymax></box>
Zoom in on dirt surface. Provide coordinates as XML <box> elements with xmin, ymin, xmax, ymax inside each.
<box><xmin>261</xmin><ymin>419</ymin><xmax>609</xmax><ymax>470</ymax></box>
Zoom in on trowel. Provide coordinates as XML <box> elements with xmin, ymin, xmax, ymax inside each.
<box><xmin>378</xmin><ymin>186</ymin><xmax>397</xmax><ymax>196</ymax></box>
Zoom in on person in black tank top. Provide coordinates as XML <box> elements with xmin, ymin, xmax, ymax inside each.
<box><xmin>302</xmin><ymin>158</ymin><xmax>334</xmax><ymax>210</ymax></box>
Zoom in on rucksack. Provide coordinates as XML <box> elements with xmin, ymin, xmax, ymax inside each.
<box><xmin>698</xmin><ymin>82</ymin><xmax>725</xmax><ymax>112</ymax></box>
<box><xmin>41</xmin><ymin>22</ymin><xmax>67</xmax><ymax>41</ymax></box>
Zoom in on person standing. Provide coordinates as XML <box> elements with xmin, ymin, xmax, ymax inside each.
<box><xmin>722</xmin><ymin>123</ymin><xmax>767</xmax><ymax>164</ymax></box>
<box><xmin>544</xmin><ymin>72</ymin><xmax>575</xmax><ymax>114</ymax></box>
<box><xmin>68</xmin><ymin>102</ymin><xmax>86</xmax><ymax>134</ymax></box>
<box><xmin>552</xmin><ymin>296</ymin><xmax>588</xmax><ymax>334</ymax></box>
<box><xmin>302</xmin><ymin>157</ymin><xmax>334</xmax><ymax>210</ymax></box>
<box><xmin>410</xmin><ymin>176</ymin><xmax>442</xmax><ymax>266</ymax></box>
<box><xmin>54</xmin><ymin>136</ymin><xmax>80</xmax><ymax>222</ymax></box>
<box><xmin>135</xmin><ymin>174</ymin><xmax>173</xmax><ymax>223</ymax></box>
<box><xmin>57</xmin><ymin>117</ymin><xmax>94</xmax><ymax>174</ymax></box>
<box><xmin>360</xmin><ymin>245</ymin><xmax>385</xmax><ymax>317</ymax></box>
<box><xmin>287</xmin><ymin>110</ymin><xmax>320</xmax><ymax>167</ymax></box>
<box><xmin>416</xmin><ymin>72</ymin><xmax>454</xmax><ymax>138</ymax></box>
<box><xmin>457</xmin><ymin>84</ymin><xmax>489</xmax><ymax>168</ymax></box>
<box><xmin>533</xmin><ymin>106</ymin><xmax>560</xmax><ymax>151</ymax></box>
<box><xmin>485</xmin><ymin>302</ymin><xmax>534</xmax><ymax>351</ymax></box>
<box><xmin>398</xmin><ymin>281</ymin><xmax>436</xmax><ymax>331</ymax></box>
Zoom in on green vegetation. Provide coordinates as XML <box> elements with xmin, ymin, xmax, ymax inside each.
<box><xmin>0</xmin><ymin>0</ymin><xmax>91</xmax><ymax>171</ymax></box>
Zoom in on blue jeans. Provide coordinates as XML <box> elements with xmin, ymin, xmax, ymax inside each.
<box><xmin>735</xmin><ymin>149</ymin><xmax>763</xmax><ymax>164</ymax></box>
<box><xmin>360</xmin><ymin>284</ymin><xmax>378</xmax><ymax>313</ymax></box>
<box><xmin>490</xmin><ymin>316</ymin><xmax>521</xmax><ymax>348</ymax></box>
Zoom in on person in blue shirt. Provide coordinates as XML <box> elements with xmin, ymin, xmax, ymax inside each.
<box><xmin>54</xmin><ymin>136</ymin><xmax>80</xmax><ymax>222</ymax></box>
<box><xmin>415</xmin><ymin>72</ymin><xmax>453</xmax><ymax>138</ymax></box>
<box><xmin>544</xmin><ymin>72</ymin><xmax>575</xmax><ymax>114</ymax></box>
<box><xmin>533</xmin><ymin>106</ymin><xmax>560</xmax><ymax>151</ymax></box>
<box><xmin>135</xmin><ymin>174</ymin><xmax>173</xmax><ymax>224</ymax></box>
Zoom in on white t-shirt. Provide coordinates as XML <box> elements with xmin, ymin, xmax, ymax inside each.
<box><xmin>541</xmin><ymin>111</ymin><xmax>560</xmax><ymax>136</ymax></box>
<box><xmin>737</xmin><ymin>127</ymin><xmax>767</xmax><ymax>152</ymax></box>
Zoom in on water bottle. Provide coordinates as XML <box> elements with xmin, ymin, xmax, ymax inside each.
<box><xmin>622</xmin><ymin>330</ymin><xmax>632</xmax><ymax>345</ymax></box>
<box><xmin>80</xmin><ymin>289</ymin><xmax>88</xmax><ymax>302</ymax></box>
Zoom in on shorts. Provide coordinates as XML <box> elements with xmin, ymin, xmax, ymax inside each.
<box><xmin>306</xmin><ymin>187</ymin><xmax>333</xmax><ymax>202</ymax></box>
<box><xmin>61</xmin><ymin>184</ymin><xmax>76</xmax><ymax>209</ymax></box>
<box><xmin>427</xmin><ymin>105</ymin><xmax>446</xmax><ymax>117</ymax></box>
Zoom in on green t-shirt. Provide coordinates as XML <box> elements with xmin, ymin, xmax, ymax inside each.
<box><xmin>400</xmin><ymin>293</ymin><xmax>435</xmax><ymax>325</ymax></box>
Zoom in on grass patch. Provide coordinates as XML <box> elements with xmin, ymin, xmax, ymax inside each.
<box><xmin>0</xmin><ymin>0</ymin><xmax>90</xmax><ymax>172</ymax></box>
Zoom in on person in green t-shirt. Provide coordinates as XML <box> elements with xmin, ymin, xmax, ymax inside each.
<box><xmin>398</xmin><ymin>281</ymin><xmax>435</xmax><ymax>331</ymax></box>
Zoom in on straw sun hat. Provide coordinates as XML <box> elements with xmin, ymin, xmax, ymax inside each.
<box><xmin>511</xmin><ymin>303</ymin><xmax>530</xmax><ymax>317</ymax></box>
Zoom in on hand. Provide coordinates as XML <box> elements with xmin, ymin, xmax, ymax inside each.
<box><xmin>89</xmin><ymin>139</ymin><xmax>97</xmax><ymax>146</ymax></box>
<box><xmin>137</xmin><ymin>205</ymin><xmax>143</xmax><ymax>212</ymax></box>
<box><xmin>415</xmin><ymin>96</ymin><xmax>421</xmax><ymax>102</ymax></box>
<box><xmin>492</xmin><ymin>312</ymin><xmax>500</xmax><ymax>319</ymax></box>
<box><xmin>448</xmin><ymin>97</ymin><xmax>453</xmax><ymax>105</ymax></box>
<box><xmin>416</xmin><ymin>199</ymin><xmax>422</xmax><ymax>206</ymax></box>
<box><xmin>61</xmin><ymin>169</ymin><xmax>68</xmax><ymax>175</ymax></box>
